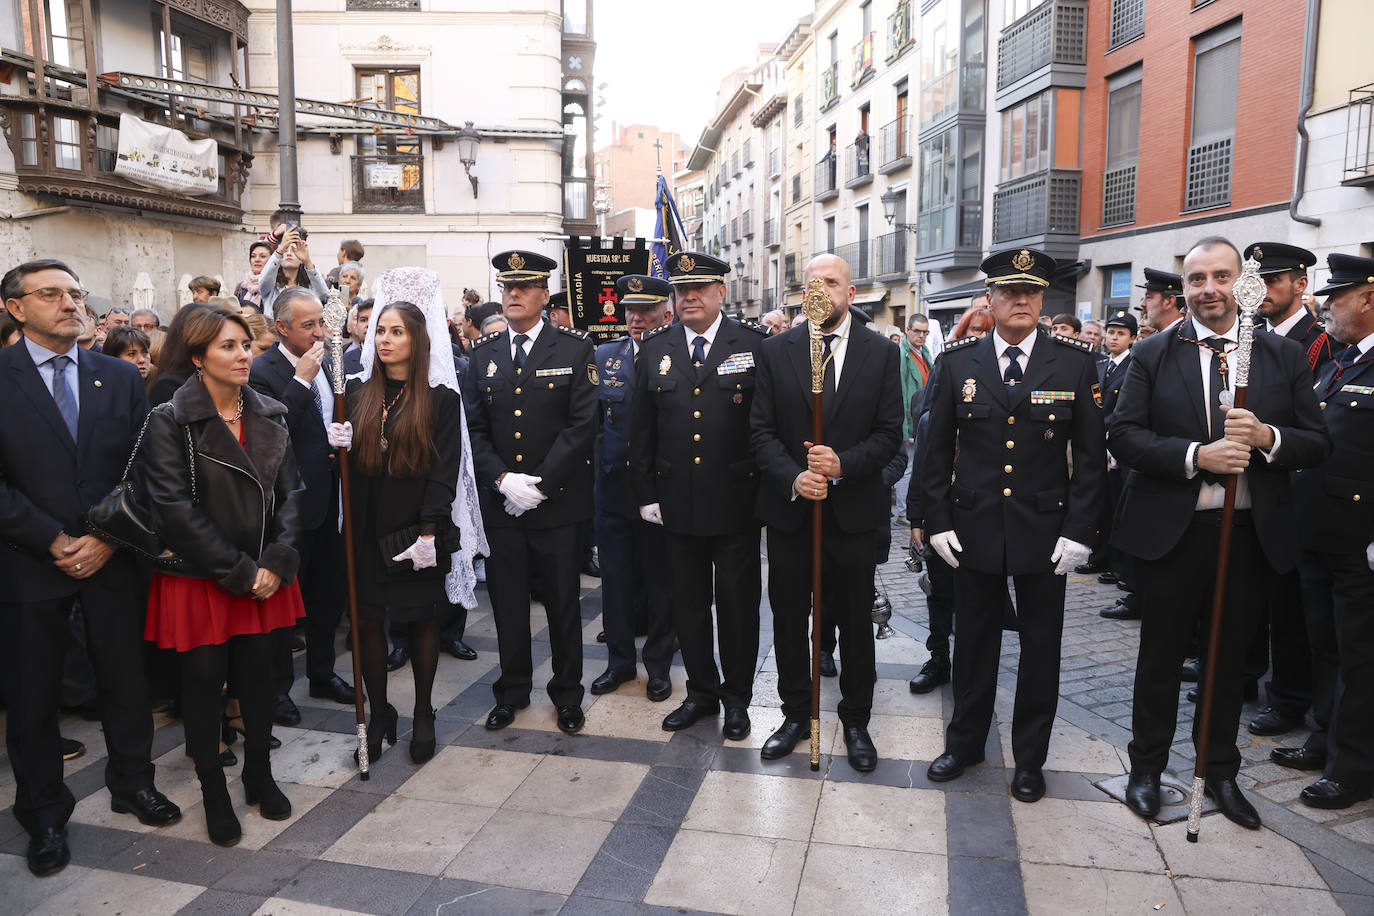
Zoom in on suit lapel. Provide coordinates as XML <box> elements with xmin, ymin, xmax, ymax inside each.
<box><xmin>1008</xmin><ymin>331</ymin><xmax>1055</xmax><ymax>411</ymax></box>
<box><xmin>699</xmin><ymin>319</ymin><xmax>738</xmax><ymax>379</ymax></box>
<box><xmin>489</xmin><ymin>331</ymin><xmax>515</xmax><ymax>382</ymax></box>
<box><xmin>519</xmin><ymin>324</ymin><xmax>560</xmax><ymax>377</ymax></box>
<box><xmin>824</xmin><ymin>326</ymin><xmax>869</xmax><ymax>425</ymax></box>
<box><xmin>76</xmin><ymin>355</ymin><xmax>104</xmax><ymax>459</ymax></box>
<box><xmin>667</xmin><ymin>327</ymin><xmax>695</xmax><ymax>384</ymax></box>
<box><xmin>972</xmin><ymin>335</ymin><xmax>1010</xmax><ymax>411</ymax></box>
<box><xmin>1285</xmin><ymin>312</ymin><xmax>1315</xmax><ymax>344</ymax></box>
<box><xmin>1174</xmin><ymin>323</ymin><xmax>1209</xmax><ymax>432</ymax></box>
<box><xmin>787</xmin><ymin>328</ymin><xmax>818</xmax><ymax>412</ymax></box>
<box><xmin>11</xmin><ymin>344</ymin><xmax>77</xmax><ymax>455</ymax></box>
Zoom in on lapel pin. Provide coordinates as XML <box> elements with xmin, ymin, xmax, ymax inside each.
<box><xmin>93</xmin><ymin>379</ymin><xmax>102</xmax><ymax>387</ymax></box>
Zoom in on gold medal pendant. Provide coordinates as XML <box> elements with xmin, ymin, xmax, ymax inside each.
<box><xmin>380</xmin><ymin>435</ymin><xmax>389</xmax><ymax>452</ymax></box>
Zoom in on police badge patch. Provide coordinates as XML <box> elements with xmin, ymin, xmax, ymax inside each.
<box><xmin>588</xmin><ymin>363</ymin><xmax>599</xmax><ymax>385</ymax></box>
<box><xmin>1091</xmin><ymin>382</ymin><xmax>1103</xmax><ymax>407</ymax></box>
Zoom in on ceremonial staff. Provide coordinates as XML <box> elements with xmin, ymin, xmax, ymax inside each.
<box><xmin>322</xmin><ymin>289</ymin><xmax>370</xmax><ymax>779</ymax></box>
<box><xmin>1186</xmin><ymin>255</ymin><xmax>1265</xmax><ymax>841</ymax></box>
<box><xmin>802</xmin><ymin>278</ymin><xmax>834</xmax><ymax>772</ymax></box>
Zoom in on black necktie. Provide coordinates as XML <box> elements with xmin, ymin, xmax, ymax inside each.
<box><xmin>1199</xmin><ymin>336</ymin><xmax>1231</xmax><ymax>486</ymax></box>
<box><xmin>513</xmin><ymin>333</ymin><xmax>529</xmax><ymax>372</ymax></box>
<box><xmin>692</xmin><ymin>336</ymin><xmax>707</xmax><ymax>377</ymax></box>
<box><xmin>1324</xmin><ymin>344</ymin><xmax>1364</xmax><ymax>395</ymax></box>
<box><xmin>822</xmin><ymin>334</ymin><xmax>838</xmax><ymax>396</ymax></box>
<box><xmin>1003</xmin><ymin>345</ymin><xmax>1023</xmax><ymax>387</ymax></box>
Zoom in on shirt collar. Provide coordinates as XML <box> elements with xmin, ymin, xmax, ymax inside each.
<box><xmin>1267</xmin><ymin>308</ymin><xmax>1307</xmax><ymax>337</ymax></box>
<box><xmin>279</xmin><ymin>341</ymin><xmax>301</xmax><ymax>368</ymax></box>
<box><xmin>510</xmin><ymin>319</ymin><xmax>544</xmax><ymax>346</ymax></box>
<box><xmin>25</xmin><ymin>335</ymin><xmax>79</xmax><ymax>367</ymax></box>
<box><xmin>1190</xmin><ymin>316</ymin><xmax>1239</xmax><ymax>344</ymax></box>
<box><xmin>993</xmin><ymin>328</ymin><xmax>1037</xmax><ymax>359</ymax></box>
<box><xmin>684</xmin><ymin>310</ymin><xmax>725</xmax><ymax>347</ymax></box>
<box><xmin>1111</xmin><ymin>348</ymin><xmax>1131</xmax><ymax>366</ymax></box>
<box><xmin>1355</xmin><ymin>331</ymin><xmax>1374</xmax><ymax>357</ymax></box>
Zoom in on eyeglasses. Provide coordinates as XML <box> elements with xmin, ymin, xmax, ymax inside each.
<box><xmin>500</xmin><ymin>281</ymin><xmax>545</xmax><ymax>293</ymax></box>
<box><xmin>19</xmin><ymin>287</ymin><xmax>90</xmax><ymax>304</ymax></box>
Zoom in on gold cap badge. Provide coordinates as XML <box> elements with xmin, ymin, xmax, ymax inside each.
<box><xmin>1012</xmin><ymin>249</ymin><xmax>1034</xmax><ymax>272</ymax></box>
<box><xmin>678</xmin><ymin>255</ymin><xmax>696</xmax><ymax>273</ymax></box>
<box><xmin>628</xmin><ymin>277</ymin><xmax>644</xmax><ymax>293</ymax></box>
<box><xmin>508</xmin><ymin>252</ymin><xmax>525</xmax><ymax>271</ymax></box>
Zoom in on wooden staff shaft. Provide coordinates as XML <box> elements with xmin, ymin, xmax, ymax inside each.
<box><xmin>810</xmin><ymin>389</ymin><xmax>824</xmax><ymax>772</ymax></box>
<box><xmin>1186</xmin><ymin>385</ymin><xmax>1248</xmax><ymax>841</ymax></box>
<box><xmin>333</xmin><ymin>391</ymin><xmax>370</xmax><ymax>779</ymax></box>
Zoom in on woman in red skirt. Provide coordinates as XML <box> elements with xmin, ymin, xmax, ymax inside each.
<box><xmin>142</xmin><ymin>306</ymin><xmax>306</xmax><ymax>847</ymax></box>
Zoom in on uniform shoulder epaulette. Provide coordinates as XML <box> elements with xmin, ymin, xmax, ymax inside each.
<box><xmin>943</xmin><ymin>335</ymin><xmax>980</xmax><ymax>352</ymax></box>
<box><xmin>641</xmin><ymin>324</ymin><xmax>672</xmax><ymax>343</ymax></box>
<box><xmin>1051</xmin><ymin>333</ymin><xmax>1095</xmax><ymax>353</ymax></box>
<box><xmin>557</xmin><ymin>324</ymin><xmax>590</xmax><ymax>340</ymax></box>
<box><xmin>737</xmin><ymin>318</ymin><xmax>768</xmax><ymax>336</ymax></box>
<box><xmin>471</xmin><ymin>330</ymin><xmax>503</xmax><ymax>348</ymax></box>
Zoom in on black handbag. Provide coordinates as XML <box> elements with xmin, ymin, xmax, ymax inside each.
<box><xmin>85</xmin><ymin>409</ymin><xmax>197</xmax><ymax>572</ymax></box>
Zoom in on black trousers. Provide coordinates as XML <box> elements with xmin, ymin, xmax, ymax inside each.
<box><xmin>1244</xmin><ymin>568</ymin><xmax>1311</xmax><ymax>717</ymax></box>
<box><xmin>923</xmin><ymin>547</ymin><xmax>956</xmax><ymax>657</ymax></box>
<box><xmin>598</xmin><ymin>510</ymin><xmax>675</xmax><ymax>680</ymax></box>
<box><xmin>486</xmin><ymin>523</ymin><xmax>585</xmax><ymax>708</ymax></box>
<box><xmin>1300</xmin><ymin>549</ymin><xmax>1374</xmax><ymax>790</ymax></box>
<box><xmin>298</xmin><ymin>517</ymin><xmax>346</xmax><ymax>685</ymax></box>
<box><xmin>769</xmin><ymin>514</ymin><xmax>876</xmax><ymax>728</ymax></box>
<box><xmin>947</xmin><ymin>568</ymin><xmax>1064</xmax><ymax>769</ymax></box>
<box><xmin>1</xmin><ymin>590</ymin><xmax>155</xmax><ymax>835</ymax></box>
<box><xmin>1128</xmin><ymin>512</ymin><xmax>1268</xmax><ymax>779</ymax></box>
<box><xmin>664</xmin><ymin>528</ymin><xmax>761</xmax><ymax>710</ymax></box>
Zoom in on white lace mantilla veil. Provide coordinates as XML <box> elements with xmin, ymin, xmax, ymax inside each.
<box><xmin>356</xmin><ymin>267</ymin><xmax>489</xmax><ymax>607</ymax></box>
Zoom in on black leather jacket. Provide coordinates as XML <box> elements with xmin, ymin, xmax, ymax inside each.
<box><xmin>142</xmin><ymin>374</ymin><xmax>304</xmax><ymax>595</ymax></box>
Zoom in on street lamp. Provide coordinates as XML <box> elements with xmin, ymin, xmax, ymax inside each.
<box><xmin>456</xmin><ymin>121</ymin><xmax>481</xmax><ymax>198</ymax></box>
<box><xmin>880</xmin><ymin>186</ymin><xmax>901</xmax><ymax>227</ymax></box>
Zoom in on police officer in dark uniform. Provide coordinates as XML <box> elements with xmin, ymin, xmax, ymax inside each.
<box><xmin>629</xmin><ymin>251</ymin><xmax>767</xmax><ymax>740</ymax></box>
<box><xmin>462</xmin><ymin>250</ymin><xmax>597</xmax><ymax>735</ymax></box>
<box><xmin>1097</xmin><ymin>310</ymin><xmax>1143</xmax><ymax>620</ymax></box>
<box><xmin>1137</xmin><ymin>268</ymin><xmax>1186</xmax><ymax>332</ymax></box>
<box><xmin>1248</xmin><ymin>242</ymin><xmax>1334</xmax><ymax>374</ymax></box>
<box><xmin>589</xmin><ymin>274</ymin><xmax>676</xmax><ymax>702</ymax></box>
<box><xmin>1274</xmin><ymin>253</ymin><xmax>1374</xmax><ymax>809</ymax></box>
<box><xmin>921</xmin><ymin>247</ymin><xmax>1106</xmax><ymax>803</ymax></box>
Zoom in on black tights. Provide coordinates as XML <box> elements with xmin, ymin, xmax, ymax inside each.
<box><xmin>357</xmin><ymin>617</ymin><xmax>439</xmax><ymax>740</ymax></box>
<box><xmin>180</xmin><ymin>631</ymin><xmax>278</xmax><ymax>781</ymax></box>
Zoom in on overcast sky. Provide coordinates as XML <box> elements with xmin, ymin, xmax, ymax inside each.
<box><xmin>592</xmin><ymin>0</ymin><xmax>813</xmax><ymax>146</ymax></box>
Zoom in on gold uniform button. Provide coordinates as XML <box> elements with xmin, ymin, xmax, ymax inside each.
<box><xmin>1007</xmin><ymin>417</ymin><xmax>1015</xmax><ymax>425</ymax></box>
<box><xmin>694</xmin><ymin>456</ymin><xmax>701</xmax><ymax>465</ymax></box>
<box><xmin>514</xmin><ymin>431</ymin><xmax>522</xmax><ymax>439</ymax></box>
<box><xmin>515</xmin><ymin>454</ymin><xmax>523</xmax><ymax>462</ymax></box>
<box><xmin>693</xmin><ymin>410</ymin><xmax>701</xmax><ymax>418</ymax></box>
<box><xmin>1002</xmin><ymin>488</ymin><xmax>1012</xmax><ymax>497</ymax></box>
<box><xmin>1004</xmin><ymin>465</ymin><xmax>1013</xmax><ymax>473</ymax></box>
<box><xmin>736</xmin><ymin>383</ymin><xmax>742</xmax><ymax>390</ymax></box>
<box><xmin>1320</xmin><ymin>402</ymin><xmax>1327</xmax><ymax>409</ymax></box>
<box><xmin>1355</xmin><ymin>494</ymin><xmax>1362</xmax><ymax>502</ymax></box>
<box><xmin>1005</xmin><ymin>440</ymin><xmax>1015</xmax><ymax>449</ymax></box>
<box><xmin>549</xmin><ymin>383</ymin><xmax>555</xmax><ymax>389</ymax></box>
<box><xmin>693</xmin><ymin>433</ymin><xmax>701</xmax><ymax>441</ymax></box>
<box><xmin>1048</xmin><ymin>414</ymin><xmax>1056</xmax><ymax>421</ymax></box>
<box><xmin>514</xmin><ymin>387</ymin><xmax>522</xmax><ymax>395</ymax></box>
<box><xmin>1353</xmin><ymin>401</ymin><xmax>1359</xmax><ymax>407</ymax></box>
<box><xmin>693</xmin><ymin>388</ymin><xmax>701</xmax><ymax>396</ymax></box>
<box><xmin>514</xmin><ymin>409</ymin><xmax>522</xmax><ymax>417</ymax></box>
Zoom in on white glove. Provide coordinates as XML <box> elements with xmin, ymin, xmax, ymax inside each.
<box><xmin>1051</xmin><ymin>536</ymin><xmax>1092</xmax><ymax>576</ymax></box>
<box><xmin>498</xmin><ymin>473</ymin><xmax>546</xmax><ymax>511</ymax></box>
<box><xmin>327</xmin><ymin>421</ymin><xmax>353</xmax><ymax>450</ymax></box>
<box><xmin>392</xmin><ymin>535</ymin><xmax>437</xmax><ymax>570</ymax></box>
<box><xmin>930</xmin><ymin>531</ymin><xmax>962</xmax><ymax>569</ymax></box>
<box><xmin>503</xmin><ymin>497</ymin><xmax>528</xmax><ymax>517</ymax></box>
<box><xmin>1367</xmin><ymin>542</ymin><xmax>1373</xmax><ymax>572</ymax></box>
<box><xmin>639</xmin><ymin>503</ymin><xmax>663</xmax><ymax>526</ymax></box>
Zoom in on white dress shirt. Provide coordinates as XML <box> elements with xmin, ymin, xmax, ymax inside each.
<box><xmin>25</xmin><ymin>337</ymin><xmax>81</xmax><ymax>412</ymax></box>
<box><xmin>816</xmin><ymin>310</ymin><xmax>854</xmax><ymax>387</ymax></box>
<box><xmin>1266</xmin><ymin>308</ymin><xmax>1307</xmax><ymax>337</ymax></box>
<box><xmin>993</xmin><ymin>327</ymin><xmax>1036</xmax><ymax>380</ymax></box>
<box><xmin>280</xmin><ymin>343</ymin><xmax>334</xmax><ymax>426</ymax></box>
<box><xmin>510</xmin><ymin>319</ymin><xmax>544</xmax><ymax>363</ymax></box>
<box><xmin>683</xmin><ymin>311</ymin><xmax>725</xmax><ymax>366</ymax></box>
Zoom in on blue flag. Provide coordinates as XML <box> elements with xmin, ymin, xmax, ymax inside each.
<box><xmin>649</xmin><ymin>174</ymin><xmax>686</xmax><ymax>281</ymax></box>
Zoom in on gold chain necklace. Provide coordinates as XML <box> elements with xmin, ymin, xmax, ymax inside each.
<box><xmin>217</xmin><ymin>393</ymin><xmax>244</xmax><ymax>423</ymax></box>
<box><xmin>380</xmin><ymin>383</ymin><xmax>407</xmax><ymax>452</ymax></box>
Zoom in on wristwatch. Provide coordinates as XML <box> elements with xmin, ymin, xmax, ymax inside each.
<box><xmin>1191</xmin><ymin>444</ymin><xmax>1201</xmax><ymax>475</ymax></box>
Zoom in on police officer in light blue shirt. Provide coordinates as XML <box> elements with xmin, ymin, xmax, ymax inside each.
<box><xmin>590</xmin><ymin>274</ymin><xmax>677</xmax><ymax>701</ymax></box>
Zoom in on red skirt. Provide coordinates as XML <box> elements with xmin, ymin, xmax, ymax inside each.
<box><xmin>145</xmin><ymin>572</ymin><xmax>305</xmax><ymax>652</ymax></box>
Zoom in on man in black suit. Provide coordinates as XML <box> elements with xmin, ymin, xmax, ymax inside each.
<box><xmin>340</xmin><ymin>298</ymin><xmax>373</xmax><ymax>377</ymax></box>
<box><xmin>463</xmin><ymin>250</ymin><xmax>596</xmax><ymax>735</ymax></box>
<box><xmin>1110</xmin><ymin>237</ymin><xmax>1331</xmax><ymax>828</ymax></box>
<box><xmin>1275</xmin><ymin>253</ymin><xmax>1374</xmax><ymax>809</ymax></box>
<box><xmin>0</xmin><ymin>260</ymin><xmax>181</xmax><ymax>877</ymax></box>
<box><xmin>921</xmin><ymin>247</ymin><xmax>1105</xmax><ymax>802</ymax></box>
<box><xmin>629</xmin><ymin>251</ymin><xmax>767</xmax><ymax>740</ymax></box>
<box><xmin>248</xmin><ymin>286</ymin><xmax>355</xmax><ymax>714</ymax></box>
<box><xmin>749</xmin><ymin>254</ymin><xmax>902</xmax><ymax>770</ymax></box>
<box><xmin>1097</xmin><ymin>310</ymin><xmax>1142</xmax><ymax>620</ymax></box>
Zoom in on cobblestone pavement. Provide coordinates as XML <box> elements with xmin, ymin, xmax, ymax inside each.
<box><xmin>1</xmin><ymin>537</ymin><xmax>1372</xmax><ymax>914</ymax></box>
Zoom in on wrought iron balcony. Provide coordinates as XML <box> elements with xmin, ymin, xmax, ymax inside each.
<box><xmin>765</xmin><ymin>219</ymin><xmax>779</xmax><ymax>248</ymax></box>
<box><xmin>742</xmin><ymin>210</ymin><xmax>753</xmax><ymax>238</ymax></box>
<box><xmin>997</xmin><ymin>0</ymin><xmax>1088</xmax><ymax>91</ymax></box>
<box><xmin>992</xmin><ymin>169</ymin><xmax>1080</xmax><ymax>245</ymax></box>
<box><xmin>1344</xmin><ymin>83</ymin><xmax>1374</xmax><ymax>186</ymax></box>
<box><xmin>743</xmin><ymin>139</ymin><xmax>753</xmax><ymax>166</ymax></box>
<box><xmin>769</xmin><ymin>148</ymin><xmax>782</xmax><ymax>177</ymax></box>
<box><xmin>792</xmin><ymin>174</ymin><xmax>802</xmax><ymax>204</ymax></box>
<box><xmin>732</xmin><ymin>151</ymin><xmax>741</xmax><ymax>176</ymax></box>
<box><xmin>762</xmin><ymin>288</ymin><xmax>776</xmax><ymax>311</ymax></box>
<box><xmin>831</xmin><ymin>239</ymin><xmax>872</xmax><ymax>281</ymax></box>
<box><xmin>874</xmin><ymin>230</ymin><xmax>909</xmax><ymax>278</ymax></box>
<box><xmin>346</xmin><ymin>0</ymin><xmax>419</xmax><ymax>8</ymax></box>
<box><xmin>353</xmin><ymin>153</ymin><xmax>424</xmax><ymax>213</ymax></box>
<box><xmin>793</xmin><ymin>95</ymin><xmax>804</xmax><ymax>126</ymax></box>
<box><xmin>784</xmin><ymin>253</ymin><xmax>800</xmax><ymax>289</ymax></box>
<box><xmin>878</xmin><ymin>115</ymin><xmax>911</xmax><ymax>173</ymax></box>
<box><xmin>816</xmin><ymin>157</ymin><xmax>839</xmax><ymax>201</ymax></box>
<box><xmin>845</xmin><ymin>139</ymin><xmax>873</xmax><ymax>188</ymax></box>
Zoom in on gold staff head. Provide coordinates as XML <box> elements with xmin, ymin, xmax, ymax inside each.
<box><xmin>802</xmin><ymin>277</ymin><xmax>831</xmax><ymax>326</ymax></box>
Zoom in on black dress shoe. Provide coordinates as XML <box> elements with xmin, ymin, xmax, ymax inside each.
<box><xmin>1074</xmin><ymin>561</ymin><xmax>1106</xmax><ymax>574</ymax></box>
<box><xmin>582</xmin><ymin>558</ymin><xmax>602</xmax><ymax>577</ymax></box>
<box><xmin>908</xmin><ymin>655</ymin><xmax>950</xmax><ymax>694</ymax></box>
<box><xmin>110</xmin><ymin>787</ymin><xmax>182</xmax><ymax>826</ymax></box>
<box><xmin>485</xmin><ymin>699</ymin><xmax>530</xmax><ymax>730</ymax></box>
<box><xmin>646</xmin><ymin>677</ymin><xmax>672</xmax><ymax>702</ymax></box>
<box><xmin>662</xmin><ymin>699</ymin><xmax>719</xmax><ymax>731</ymax></box>
<box><xmin>843</xmin><ymin>726</ymin><xmax>877</xmax><ymax>772</ymax></box>
<box><xmin>761</xmin><ymin>720</ymin><xmax>807</xmax><ymax>760</ymax></box>
<box><xmin>596</xmin><ymin>631</ymin><xmax>606</xmax><ymax>643</ymax></box>
<box><xmin>26</xmin><ymin>827</ymin><xmax>69</xmax><ymax>877</ymax></box>
<box><xmin>1180</xmin><ymin>659</ymin><xmax>1199</xmax><ymax>682</ymax></box>
<box><xmin>1185</xmin><ymin>683</ymin><xmax>1256</xmax><ymax>703</ymax></box>
<box><xmin>590</xmin><ymin>668</ymin><xmax>635</xmax><ymax>695</ymax></box>
<box><xmin>442</xmin><ymin>639</ymin><xmax>478</xmax><ymax>660</ymax></box>
<box><xmin>1271</xmin><ymin>746</ymin><xmax>1327</xmax><ymax>771</ymax></box>
<box><xmin>819</xmin><ymin>652</ymin><xmax>837</xmax><ymax>678</ymax></box>
<box><xmin>309</xmin><ymin>675</ymin><xmax>356</xmax><ymax>705</ymax></box>
<box><xmin>1099</xmin><ymin>598</ymin><xmax>1141</xmax><ymax>620</ymax></box>
<box><xmin>723</xmin><ymin>707</ymin><xmax>751</xmax><ymax>741</ymax></box>
<box><xmin>60</xmin><ymin>737</ymin><xmax>85</xmax><ymax>761</ymax></box>
<box><xmin>273</xmin><ymin>695</ymin><xmax>301</xmax><ymax>726</ymax></box>
<box><xmin>1125</xmin><ymin>770</ymin><xmax>1161</xmax><ymax>818</ymax></box>
<box><xmin>1011</xmin><ymin>767</ymin><xmax>1046</xmax><ymax>803</ymax></box>
<box><xmin>1248</xmin><ymin>706</ymin><xmax>1302</xmax><ymax>736</ymax></box>
<box><xmin>928</xmin><ymin>751</ymin><xmax>982</xmax><ymax>782</ymax></box>
<box><xmin>1097</xmin><ymin>571</ymin><xmax>1120</xmax><ymax>585</ymax></box>
<box><xmin>1300</xmin><ymin>778</ymin><xmax>1373</xmax><ymax>810</ymax></box>
<box><xmin>386</xmin><ymin>646</ymin><xmax>409</xmax><ymax>672</ymax></box>
<box><xmin>1204</xmin><ymin>776</ymin><xmax>1261</xmax><ymax>829</ymax></box>
<box><xmin>556</xmin><ymin>704</ymin><xmax>585</xmax><ymax>734</ymax></box>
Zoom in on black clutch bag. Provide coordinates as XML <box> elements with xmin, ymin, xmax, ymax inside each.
<box><xmin>85</xmin><ymin>411</ymin><xmax>197</xmax><ymax>572</ymax></box>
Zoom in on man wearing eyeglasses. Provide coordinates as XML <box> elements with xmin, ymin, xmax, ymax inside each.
<box><xmin>0</xmin><ymin>260</ymin><xmax>181</xmax><ymax>877</ymax></box>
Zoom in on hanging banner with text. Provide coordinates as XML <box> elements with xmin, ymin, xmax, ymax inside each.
<box><xmin>563</xmin><ymin>236</ymin><xmax>652</xmax><ymax>345</ymax></box>
<box><xmin>114</xmin><ymin>113</ymin><xmax>219</xmax><ymax>196</ymax></box>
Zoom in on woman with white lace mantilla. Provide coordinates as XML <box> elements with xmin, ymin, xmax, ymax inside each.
<box><xmin>327</xmin><ymin>268</ymin><xmax>487</xmax><ymax>767</ymax></box>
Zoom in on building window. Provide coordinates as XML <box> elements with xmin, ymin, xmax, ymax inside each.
<box><xmin>1185</xmin><ymin>21</ymin><xmax>1241</xmax><ymax>211</ymax></box>
<box><xmin>52</xmin><ymin>116</ymin><xmax>81</xmax><ymax>171</ymax></box>
<box><xmin>562</xmin><ymin>0</ymin><xmax>587</xmax><ymax>34</ymax></box>
<box><xmin>1000</xmin><ymin>91</ymin><xmax>1051</xmax><ymax>182</ymax></box>
<box><xmin>1102</xmin><ymin>67</ymin><xmax>1141</xmax><ymax>227</ymax></box>
<box><xmin>19</xmin><ymin>112</ymin><xmax>38</xmax><ymax>166</ymax></box>
<box><xmin>917</xmin><ymin>126</ymin><xmax>984</xmax><ymax>254</ymax></box>
<box><xmin>96</xmin><ymin>123</ymin><xmax>118</xmax><ymax>172</ymax></box>
<box><xmin>157</xmin><ymin>28</ymin><xmax>212</xmax><ymax>83</ymax></box>
<box><xmin>920</xmin><ymin>0</ymin><xmax>985</xmax><ymax>130</ymax></box>
<box><xmin>1004</xmin><ymin>0</ymin><xmax>1044</xmax><ymax>23</ymax></box>
<box><xmin>354</xmin><ymin>68</ymin><xmax>423</xmax><ymax>212</ymax></box>
<box><xmin>1109</xmin><ymin>0</ymin><xmax>1145</xmax><ymax>50</ymax></box>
